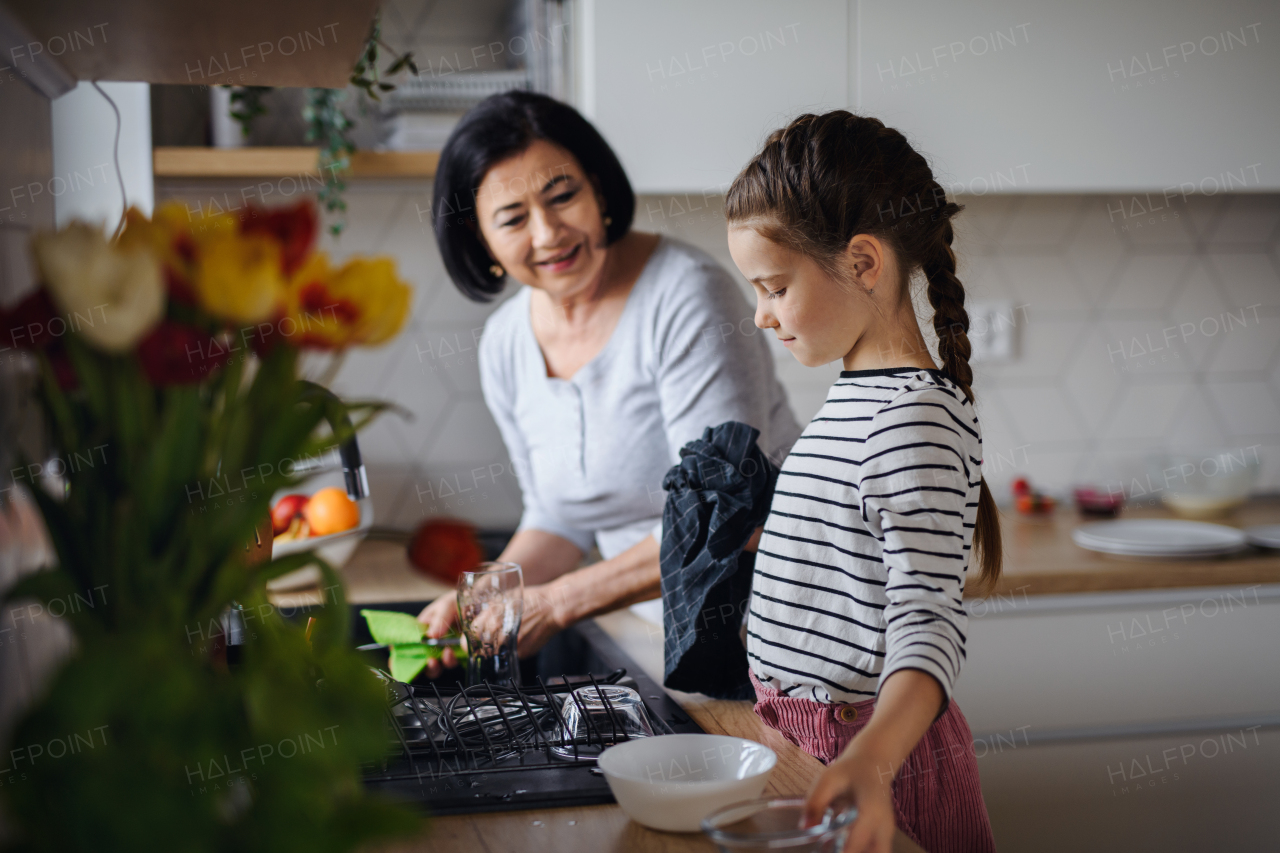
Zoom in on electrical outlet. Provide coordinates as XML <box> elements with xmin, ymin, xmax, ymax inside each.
<box><xmin>967</xmin><ymin>299</ymin><xmax>1019</xmax><ymax>363</ymax></box>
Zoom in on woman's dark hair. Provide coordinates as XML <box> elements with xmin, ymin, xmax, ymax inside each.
<box><xmin>726</xmin><ymin>111</ymin><xmax>1002</xmax><ymax>592</ymax></box>
<box><xmin>432</xmin><ymin>90</ymin><xmax>635</xmax><ymax>301</ymax></box>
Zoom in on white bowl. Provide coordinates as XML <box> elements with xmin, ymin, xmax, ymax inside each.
<box><xmin>597</xmin><ymin>734</ymin><xmax>777</xmax><ymax>833</ymax></box>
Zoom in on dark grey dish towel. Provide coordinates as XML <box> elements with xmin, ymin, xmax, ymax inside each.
<box><xmin>660</xmin><ymin>421</ymin><xmax>778</xmax><ymax>700</ymax></box>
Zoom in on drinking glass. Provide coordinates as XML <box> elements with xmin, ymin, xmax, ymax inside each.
<box><xmin>456</xmin><ymin>562</ymin><xmax>523</xmax><ymax>687</ymax></box>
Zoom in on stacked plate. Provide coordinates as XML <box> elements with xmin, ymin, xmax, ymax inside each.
<box><xmin>1072</xmin><ymin>519</ymin><xmax>1247</xmax><ymax>558</ymax></box>
<box><xmin>1245</xmin><ymin>525</ymin><xmax>1280</xmax><ymax>549</ymax></box>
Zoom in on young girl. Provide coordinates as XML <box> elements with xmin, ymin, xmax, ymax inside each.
<box><xmin>726</xmin><ymin>112</ymin><xmax>1001</xmax><ymax>853</ymax></box>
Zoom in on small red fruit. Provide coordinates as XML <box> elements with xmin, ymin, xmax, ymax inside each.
<box><xmin>408</xmin><ymin>519</ymin><xmax>484</xmax><ymax>583</ymax></box>
<box><xmin>1012</xmin><ymin>477</ymin><xmax>1031</xmax><ymax>497</ymax></box>
<box><xmin>271</xmin><ymin>494</ymin><xmax>310</xmax><ymax>535</ymax></box>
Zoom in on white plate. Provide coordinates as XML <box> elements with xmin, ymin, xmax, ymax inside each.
<box><xmin>1072</xmin><ymin>532</ymin><xmax>1242</xmax><ymax>556</ymax></box>
<box><xmin>1245</xmin><ymin>525</ymin><xmax>1280</xmax><ymax>549</ymax></box>
<box><xmin>1072</xmin><ymin>520</ymin><xmax>1246</xmax><ymax>557</ymax></box>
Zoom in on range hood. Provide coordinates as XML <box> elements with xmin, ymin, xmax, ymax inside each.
<box><xmin>0</xmin><ymin>0</ymin><xmax>380</xmax><ymax>95</ymax></box>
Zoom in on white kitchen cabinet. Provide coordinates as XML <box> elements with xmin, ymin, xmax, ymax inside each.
<box><xmin>576</xmin><ymin>0</ymin><xmax>851</xmax><ymax>193</ymax></box>
<box><xmin>578</xmin><ymin>0</ymin><xmax>1279</xmax><ymax>193</ymax></box>
<box><xmin>954</xmin><ymin>584</ymin><xmax>1280</xmax><ymax>740</ymax></box>
<box><xmin>855</xmin><ymin>0</ymin><xmax>1279</xmax><ymax>193</ymax></box>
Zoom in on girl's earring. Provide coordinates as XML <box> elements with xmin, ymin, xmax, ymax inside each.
<box><xmin>490</xmin><ymin>264</ymin><xmax>505</xmax><ymax>278</ymax></box>
<box><xmin>603</xmin><ymin>215</ymin><xmax>613</xmax><ymax>227</ymax></box>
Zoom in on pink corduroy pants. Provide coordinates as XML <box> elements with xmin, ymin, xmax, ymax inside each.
<box><xmin>750</xmin><ymin>671</ymin><xmax>997</xmax><ymax>853</ymax></box>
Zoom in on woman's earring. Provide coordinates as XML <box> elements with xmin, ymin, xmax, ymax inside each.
<box><xmin>603</xmin><ymin>216</ymin><xmax>613</xmax><ymax>227</ymax></box>
<box><xmin>489</xmin><ymin>264</ymin><xmax>505</xmax><ymax>278</ymax></box>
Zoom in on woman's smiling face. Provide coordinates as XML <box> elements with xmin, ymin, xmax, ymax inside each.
<box><xmin>474</xmin><ymin>139</ymin><xmax>609</xmax><ymax>298</ymax></box>
<box><xmin>728</xmin><ymin>226</ymin><xmax>873</xmax><ymax>368</ymax></box>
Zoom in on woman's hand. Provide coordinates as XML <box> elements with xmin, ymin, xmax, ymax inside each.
<box><xmin>514</xmin><ymin>584</ymin><xmax>567</xmax><ymax>658</ymax></box>
<box><xmin>417</xmin><ymin>593</ymin><xmax>462</xmax><ymax>679</ymax></box>
<box><xmin>803</xmin><ymin>746</ymin><xmax>897</xmax><ymax>853</ymax></box>
<box><xmin>414</xmin><ymin>583</ymin><xmax>568</xmax><ymax>677</ymax></box>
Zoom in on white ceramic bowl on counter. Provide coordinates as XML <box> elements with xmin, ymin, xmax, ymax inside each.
<box><xmin>597</xmin><ymin>734</ymin><xmax>778</xmax><ymax>833</ymax></box>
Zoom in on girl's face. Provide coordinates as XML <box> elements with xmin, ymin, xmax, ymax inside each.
<box><xmin>729</xmin><ymin>226</ymin><xmax>892</xmax><ymax>368</ymax></box>
<box><xmin>474</xmin><ymin>139</ymin><xmax>609</xmax><ymax>299</ymax></box>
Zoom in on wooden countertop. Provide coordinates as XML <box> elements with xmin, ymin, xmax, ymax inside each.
<box><xmin>977</xmin><ymin>496</ymin><xmax>1280</xmax><ymax>598</ymax></box>
<box><xmin>271</xmin><ymin>497</ymin><xmax>1280</xmax><ymax>615</ymax></box>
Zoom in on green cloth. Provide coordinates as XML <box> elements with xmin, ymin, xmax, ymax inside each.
<box><xmin>359</xmin><ymin>609</ymin><xmax>444</xmax><ymax>683</ymax></box>
<box><xmin>361</xmin><ymin>609</ymin><xmax>428</xmax><ymax>645</ymax></box>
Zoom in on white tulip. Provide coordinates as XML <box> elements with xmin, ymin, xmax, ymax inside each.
<box><xmin>32</xmin><ymin>222</ymin><xmax>165</xmax><ymax>353</ymax></box>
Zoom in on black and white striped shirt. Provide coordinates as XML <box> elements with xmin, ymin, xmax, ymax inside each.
<box><xmin>747</xmin><ymin>367</ymin><xmax>982</xmax><ymax>708</ymax></box>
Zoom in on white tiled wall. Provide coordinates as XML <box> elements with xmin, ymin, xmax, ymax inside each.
<box><xmin>156</xmin><ymin>180</ymin><xmax>1280</xmax><ymax>529</ymax></box>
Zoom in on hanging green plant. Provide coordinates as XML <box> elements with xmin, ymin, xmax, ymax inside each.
<box><xmin>306</xmin><ymin>13</ymin><xmax>418</xmax><ymax>237</ymax></box>
<box><xmin>350</xmin><ymin>13</ymin><xmax>419</xmax><ymax>102</ymax></box>
<box><xmin>304</xmin><ymin>87</ymin><xmax>357</xmax><ymax>237</ymax></box>
<box><xmin>227</xmin><ymin>85</ymin><xmax>274</xmax><ymax>138</ymax></box>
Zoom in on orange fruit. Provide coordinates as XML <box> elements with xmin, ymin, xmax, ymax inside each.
<box><xmin>303</xmin><ymin>487</ymin><xmax>360</xmax><ymax>536</ymax></box>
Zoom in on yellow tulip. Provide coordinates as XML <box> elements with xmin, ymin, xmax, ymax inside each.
<box><xmin>192</xmin><ymin>230</ymin><xmax>287</xmax><ymax>324</ymax></box>
<box><xmin>286</xmin><ymin>255</ymin><xmax>411</xmax><ymax>348</ymax></box>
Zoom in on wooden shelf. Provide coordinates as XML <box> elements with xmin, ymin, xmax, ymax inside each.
<box><xmin>153</xmin><ymin>147</ymin><xmax>439</xmax><ymax>179</ymax></box>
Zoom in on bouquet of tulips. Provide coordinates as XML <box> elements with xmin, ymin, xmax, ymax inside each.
<box><xmin>0</xmin><ymin>202</ymin><xmax>419</xmax><ymax>852</ymax></box>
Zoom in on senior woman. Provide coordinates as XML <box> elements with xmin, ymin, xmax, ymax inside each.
<box><xmin>417</xmin><ymin>91</ymin><xmax>799</xmax><ymax>675</ymax></box>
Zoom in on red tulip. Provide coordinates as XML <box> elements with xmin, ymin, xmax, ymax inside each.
<box><xmin>1</xmin><ymin>288</ymin><xmax>61</xmax><ymax>350</ymax></box>
<box><xmin>240</xmin><ymin>201</ymin><xmax>317</xmax><ymax>277</ymax></box>
<box><xmin>136</xmin><ymin>321</ymin><xmax>227</xmax><ymax>385</ymax></box>
<box><xmin>0</xmin><ymin>289</ymin><xmax>79</xmax><ymax>389</ymax></box>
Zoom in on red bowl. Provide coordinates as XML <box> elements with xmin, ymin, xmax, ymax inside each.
<box><xmin>1073</xmin><ymin>487</ymin><xmax>1124</xmax><ymax>517</ymax></box>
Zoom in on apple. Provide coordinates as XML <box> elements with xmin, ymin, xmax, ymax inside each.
<box><xmin>271</xmin><ymin>493</ymin><xmax>310</xmax><ymax>535</ymax></box>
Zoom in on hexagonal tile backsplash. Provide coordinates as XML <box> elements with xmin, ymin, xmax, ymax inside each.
<box><xmin>158</xmin><ymin>181</ymin><xmax>1280</xmax><ymax>530</ymax></box>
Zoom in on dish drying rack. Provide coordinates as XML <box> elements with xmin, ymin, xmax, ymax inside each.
<box><xmin>353</xmin><ymin>617</ymin><xmax>701</xmax><ymax>813</ymax></box>
<box><xmin>373</xmin><ymin>670</ymin><xmax>675</xmax><ymax>782</ymax></box>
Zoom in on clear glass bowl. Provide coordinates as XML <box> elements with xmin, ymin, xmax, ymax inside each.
<box><xmin>702</xmin><ymin>798</ymin><xmax>857</xmax><ymax>851</ymax></box>
<box><xmin>552</xmin><ymin>685</ymin><xmax>654</xmax><ymax>759</ymax></box>
<box><xmin>1148</xmin><ymin>450</ymin><xmax>1261</xmax><ymax>518</ymax></box>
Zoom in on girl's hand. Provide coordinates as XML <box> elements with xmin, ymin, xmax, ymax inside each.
<box><xmin>804</xmin><ymin>748</ymin><xmax>897</xmax><ymax>853</ymax></box>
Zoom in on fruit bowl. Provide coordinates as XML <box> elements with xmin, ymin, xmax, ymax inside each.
<box><xmin>267</xmin><ymin>469</ymin><xmax>374</xmax><ymax>591</ymax></box>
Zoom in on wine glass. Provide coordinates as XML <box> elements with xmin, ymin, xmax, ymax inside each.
<box><xmin>456</xmin><ymin>562</ymin><xmax>523</xmax><ymax>687</ymax></box>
